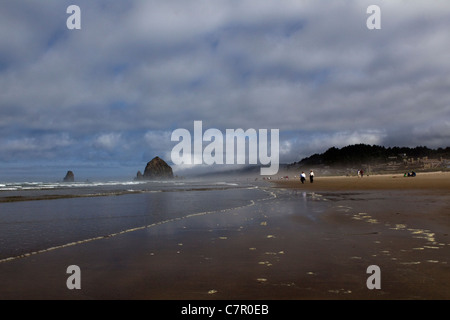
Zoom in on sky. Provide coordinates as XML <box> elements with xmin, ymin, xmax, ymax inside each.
<box><xmin>1</xmin><ymin>0</ymin><xmax>450</xmax><ymax>180</ymax></box>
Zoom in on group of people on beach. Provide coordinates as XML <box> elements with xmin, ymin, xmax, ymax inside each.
<box><xmin>357</xmin><ymin>169</ymin><xmax>364</xmax><ymax>178</ymax></box>
<box><xmin>300</xmin><ymin>170</ymin><xmax>314</xmax><ymax>184</ymax></box>
<box><xmin>404</xmin><ymin>171</ymin><xmax>416</xmax><ymax>177</ymax></box>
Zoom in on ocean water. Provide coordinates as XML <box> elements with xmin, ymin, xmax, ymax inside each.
<box><xmin>0</xmin><ymin>179</ymin><xmax>272</xmax><ymax>261</ymax></box>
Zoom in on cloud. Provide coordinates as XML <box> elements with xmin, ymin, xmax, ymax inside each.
<box><xmin>93</xmin><ymin>133</ymin><xmax>122</xmax><ymax>151</ymax></box>
<box><xmin>143</xmin><ymin>130</ymin><xmax>173</xmax><ymax>160</ymax></box>
<box><xmin>1</xmin><ymin>0</ymin><xmax>450</xmax><ymax>177</ymax></box>
<box><xmin>0</xmin><ymin>133</ymin><xmax>73</xmax><ymax>161</ymax></box>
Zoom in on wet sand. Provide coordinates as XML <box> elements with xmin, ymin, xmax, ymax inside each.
<box><xmin>0</xmin><ymin>173</ymin><xmax>449</xmax><ymax>300</ymax></box>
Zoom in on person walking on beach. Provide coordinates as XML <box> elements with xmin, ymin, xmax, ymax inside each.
<box><xmin>300</xmin><ymin>172</ymin><xmax>306</xmax><ymax>184</ymax></box>
<box><xmin>309</xmin><ymin>170</ymin><xmax>314</xmax><ymax>183</ymax></box>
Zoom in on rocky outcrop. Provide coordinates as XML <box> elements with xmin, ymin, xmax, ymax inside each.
<box><xmin>136</xmin><ymin>157</ymin><xmax>174</xmax><ymax>180</ymax></box>
<box><xmin>63</xmin><ymin>171</ymin><xmax>75</xmax><ymax>182</ymax></box>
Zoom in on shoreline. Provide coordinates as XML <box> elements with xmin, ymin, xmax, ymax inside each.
<box><xmin>0</xmin><ymin>176</ymin><xmax>449</xmax><ymax>300</ymax></box>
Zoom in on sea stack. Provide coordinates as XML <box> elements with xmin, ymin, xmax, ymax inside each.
<box><xmin>136</xmin><ymin>157</ymin><xmax>174</xmax><ymax>180</ymax></box>
<box><xmin>63</xmin><ymin>171</ymin><xmax>75</xmax><ymax>182</ymax></box>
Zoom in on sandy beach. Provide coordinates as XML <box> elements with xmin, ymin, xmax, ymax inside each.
<box><xmin>0</xmin><ymin>173</ymin><xmax>449</xmax><ymax>301</ymax></box>
<box><xmin>273</xmin><ymin>171</ymin><xmax>450</xmax><ymax>192</ymax></box>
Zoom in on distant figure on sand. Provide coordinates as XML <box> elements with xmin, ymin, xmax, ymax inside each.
<box><xmin>360</xmin><ymin>169</ymin><xmax>364</xmax><ymax>178</ymax></box>
<box><xmin>309</xmin><ymin>170</ymin><xmax>314</xmax><ymax>183</ymax></box>
<box><xmin>300</xmin><ymin>172</ymin><xmax>306</xmax><ymax>184</ymax></box>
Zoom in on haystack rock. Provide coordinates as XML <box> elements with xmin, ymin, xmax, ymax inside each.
<box><xmin>136</xmin><ymin>157</ymin><xmax>174</xmax><ymax>180</ymax></box>
<box><xmin>63</xmin><ymin>171</ymin><xmax>75</xmax><ymax>182</ymax></box>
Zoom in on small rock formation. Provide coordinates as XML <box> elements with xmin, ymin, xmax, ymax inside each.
<box><xmin>63</xmin><ymin>171</ymin><xmax>75</xmax><ymax>182</ymax></box>
<box><xmin>136</xmin><ymin>157</ymin><xmax>174</xmax><ymax>180</ymax></box>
